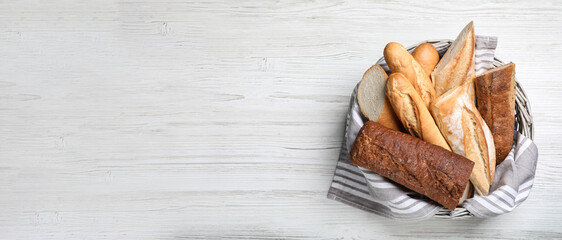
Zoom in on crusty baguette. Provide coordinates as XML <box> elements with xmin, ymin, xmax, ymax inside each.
<box><xmin>412</xmin><ymin>43</ymin><xmax>440</xmax><ymax>77</ymax></box>
<box><xmin>466</xmin><ymin>44</ymin><xmax>477</xmax><ymax>104</ymax></box>
<box><xmin>475</xmin><ymin>63</ymin><xmax>516</xmax><ymax>163</ymax></box>
<box><xmin>350</xmin><ymin>121</ymin><xmax>474</xmax><ymax>210</ymax></box>
<box><xmin>357</xmin><ymin>65</ymin><xmax>403</xmax><ymax>131</ymax></box>
<box><xmin>458</xmin><ymin>183</ymin><xmax>473</xmax><ymax>206</ymax></box>
<box><xmin>385</xmin><ymin>73</ymin><xmax>451</xmax><ymax>151</ymax></box>
<box><xmin>430</xmin><ymin>83</ymin><xmax>496</xmax><ymax>196</ymax></box>
<box><xmin>384</xmin><ymin>42</ymin><xmax>436</xmax><ymax>107</ymax></box>
<box><xmin>432</xmin><ymin>21</ymin><xmax>475</xmax><ymax>96</ymax></box>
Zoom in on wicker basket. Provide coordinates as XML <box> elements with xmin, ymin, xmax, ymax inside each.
<box><xmin>374</xmin><ymin>39</ymin><xmax>534</xmax><ymax>218</ymax></box>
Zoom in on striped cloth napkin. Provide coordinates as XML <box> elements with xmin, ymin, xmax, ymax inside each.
<box><xmin>327</xmin><ymin>36</ymin><xmax>539</xmax><ymax>220</ymax></box>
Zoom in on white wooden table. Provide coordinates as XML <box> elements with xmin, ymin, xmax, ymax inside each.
<box><xmin>1</xmin><ymin>1</ymin><xmax>561</xmax><ymax>239</ymax></box>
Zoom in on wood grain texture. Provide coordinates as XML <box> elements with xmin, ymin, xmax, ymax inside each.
<box><xmin>0</xmin><ymin>0</ymin><xmax>561</xmax><ymax>239</ymax></box>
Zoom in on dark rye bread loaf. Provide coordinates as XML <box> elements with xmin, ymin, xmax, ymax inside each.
<box><xmin>475</xmin><ymin>63</ymin><xmax>516</xmax><ymax>163</ymax></box>
<box><xmin>350</xmin><ymin>121</ymin><xmax>474</xmax><ymax>210</ymax></box>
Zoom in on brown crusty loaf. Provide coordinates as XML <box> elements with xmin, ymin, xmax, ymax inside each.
<box><xmin>350</xmin><ymin>121</ymin><xmax>474</xmax><ymax>210</ymax></box>
<box><xmin>385</xmin><ymin>73</ymin><xmax>451</xmax><ymax>151</ymax></box>
<box><xmin>384</xmin><ymin>42</ymin><xmax>437</xmax><ymax>108</ymax></box>
<box><xmin>412</xmin><ymin>43</ymin><xmax>440</xmax><ymax>77</ymax></box>
<box><xmin>357</xmin><ymin>65</ymin><xmax>403</xmax><ymax>131</ymax></box>
<box><xmin>475</xmin><ymin>63</ymin><xmax>516</xmax><ymax>163</ymax></box>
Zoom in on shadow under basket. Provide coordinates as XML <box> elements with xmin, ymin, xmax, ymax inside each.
<box><xmin>375</xmin><ymin>39</ymin><xmax>535</xmax><ymax>219</ymax></box>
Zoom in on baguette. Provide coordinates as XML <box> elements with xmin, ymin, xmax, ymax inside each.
<box><xmin>357</xmin><ymin>65</ymin><xmax>403</xmax><ymax>131</ymax></box>
<box><xmin>412</xmin><ymin>43</ymin><xmax>440</xmax><ymax>77</ymax></box>
<box><xmin>385</xmin><ymin>73</ymin><xmax>451</xmax><ymax>151</ymax></box>
<box><xmin>432</xmin><ymin>21</ymin><xmax>475</xmax><ymax>96</ymax></box>
<box><xmin>350</xmin><ymin>121</ymin><xmax>474</xmax><ymax>210</ymax></box>
<box><xmin>384</xmin><ymin>42</ymin><xmax>436</xmax><ymax>107</ymax></box>
<box><xmin>458</xmin><ymin>183</ymin><xmax>473</xmax><ymax>206</ymax></box>
<box><xmin>475</xmin><ymin>63</ymin><xmax>516</xmax><ymax>163</ymax></box>
<box><xmin>430</xmin><ymin>83</ymin><xmax>496</xmax><ymax>196</ymax></box>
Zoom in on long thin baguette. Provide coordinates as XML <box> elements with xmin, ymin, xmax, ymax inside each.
<box><xmin>385</xmin><ymin>73</ymin><xmax>451</xmax><ymax>151</ymax></box>
<box><xmin>384</xmin><ymin>42</ymin><xmax>436</xmax><ymax>107</ymax></box>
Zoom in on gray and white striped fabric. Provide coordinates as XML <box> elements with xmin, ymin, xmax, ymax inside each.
<box><xmin>327</xmin><ymin>36</ymin><xmax>539</xmax><ymax>220</ymax></box>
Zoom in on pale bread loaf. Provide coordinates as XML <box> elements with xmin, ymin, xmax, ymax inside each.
<box><xmin>458</xmin><ymin>183</ymin><xmax>473</xmax><ymax>206</ymax></box>
<box><xmin>430</xmin><ymin>82</ymin><xmax>496</xmax><ymax>196</ymax></box>
<box><xmin>432</xmin><ymin>21</ymin><xmax>475</xmax><ymax>97</ymax></box>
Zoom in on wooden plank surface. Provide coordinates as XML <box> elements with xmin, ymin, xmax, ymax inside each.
<box><xmin>0</xmin><ymin>0</ymin><xmax>561</xmax><ymax>239</ymax></box>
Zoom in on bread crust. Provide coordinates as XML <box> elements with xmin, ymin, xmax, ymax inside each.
<box><xmin>430</xmin><ymin>84</ymin><xmax>496</xmax><ymax>196</ymax></box>
<box><xmin>432</xmin><ymin>21</ymin><xmax>475</xmax><ymax>97</ymax></box>
<box><xmin>385</xmin><ymin>73</ymin><xmax>451</xmax><ymax>151</ymax></box>
<box><xmin>350</xmin><ymin>121</ymin><xmax>474</xmax><ymax>210</ymax></box>
<box><xmin>475</xmin><ymin>63</ymin><xmax>516</xmax><ymax>163</ymax></box>
<box><xmin>357</xmin><ymin>65</ymin><xmax>403</xmax><ymax>131</ymax></box>
<box><xmin>384</xmin><ymin>42</ymin><xmax>436</xmax><ymax>107</ymax></box>
<box><xmin>412</xmin><ymin>43</ymin><xmax>440</xmax><ymax>77</ymax></box>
